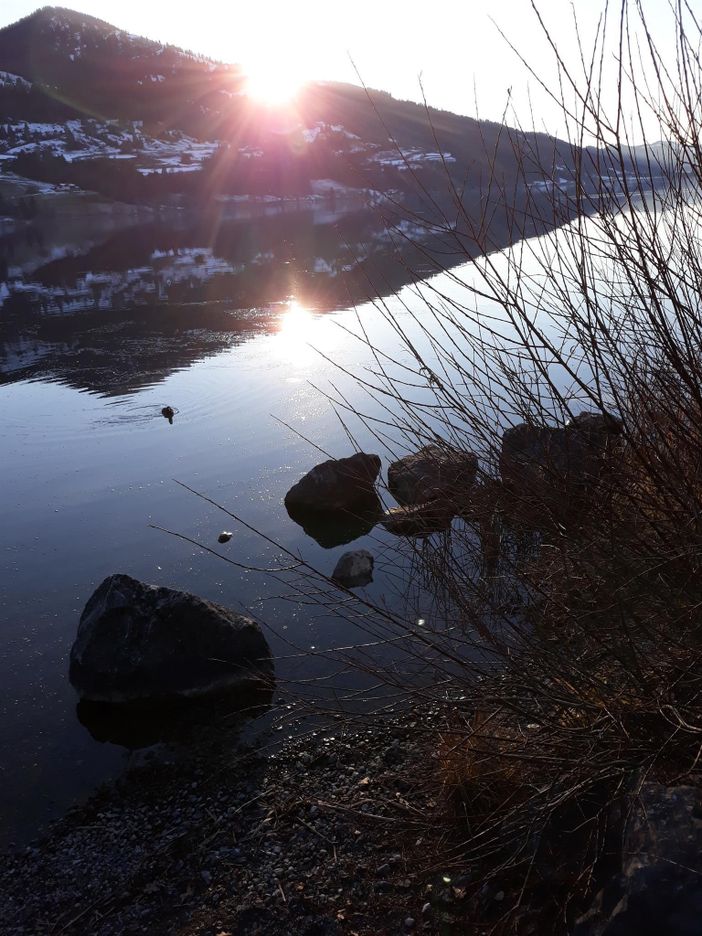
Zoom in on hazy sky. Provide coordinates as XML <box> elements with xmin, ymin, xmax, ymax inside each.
<box><xmin>0</xmin><ymin>1</ymin><xmax>678</xmax><ymax>134</ymax></box>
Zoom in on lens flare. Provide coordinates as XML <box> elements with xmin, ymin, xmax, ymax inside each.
<box><xmin>244</xmin><ymin>66</ymin><xmax>304</xmax><ymax>106</ymax></box>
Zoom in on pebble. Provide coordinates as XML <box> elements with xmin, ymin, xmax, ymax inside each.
<box><xmin>0</xmin><ymin>715</ymin><xmax>438</xmax><ymax>935</ymax></box>
<box><xmin>383</xmin><ymin>742</ymin><xmax>405</xmax><ymax>766</ymax></box>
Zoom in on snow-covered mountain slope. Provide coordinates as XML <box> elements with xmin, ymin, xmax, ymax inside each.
<box><xmin>0</xmin><ymin>119</ymin><xmax>219</xmax><ymax>174</ymax></box>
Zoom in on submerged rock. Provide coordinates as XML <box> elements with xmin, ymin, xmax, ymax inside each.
<box><xmin>382</xmin><ymin>502</ymin><xmax>454</xmax><ymax>536</ymax></box>
<box><xmin>288</xmin><ymin>506</ymin><xmax>381</xmax><ymax>549</ymax></box>
<box><xmin>332</xmin><ymin>549</ymin><xmax>374</xmax><ymax>588</ymax></box>
<box><xmin>69</xmin><ymin>574</ymin><xmax>272</xmax><ymax>706</ymax></box>
<box><xmin>76</xmin><ymin>684</ymin><xmax>273</xmax><ymax>748</ymax></box>
<box><xmin>285</xmin><ymin>452</ymin><xmax>383</xmax><ymax>548</ymax></box>
<box><xmin>388</xmin><ymin>444</ymin><xmax>478</xmax><ymax>507</ymax></box>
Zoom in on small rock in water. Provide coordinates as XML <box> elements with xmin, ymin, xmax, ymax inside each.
<box><xmin>331</xmin><ymin>549</ymin><xmax>374</xmax><ymax>588</ymax></box>
<box><xmin>217</xmin><ymin>531</ymin><xmax>233</xmax><ymax>544</ymax></box>
<box><xmin>161</xmin><ymin>405</ymin><xmax>175</xmax><ymax>424</ymax></box>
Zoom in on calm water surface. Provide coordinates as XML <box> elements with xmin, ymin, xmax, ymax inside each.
<box><xmin>0</xmin><ymin>204</ymin><xmax>449</xmax><ymax>847</ymax></box>
<box><xmin>0</xmin><ymin>200</ymin><xmax>545</xmax><ymax>847</ymax></box>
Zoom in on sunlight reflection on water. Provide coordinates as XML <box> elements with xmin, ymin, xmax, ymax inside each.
<box><xmin>274</xmin><ymin>298</ymin><xmax>340</xmax><ymax>366</ymax></box>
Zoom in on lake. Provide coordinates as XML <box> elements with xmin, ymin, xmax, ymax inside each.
<box><xmin>0</xmin><ymin>195</ymin><xmax>558</xmax><ymax>849</ymax></box>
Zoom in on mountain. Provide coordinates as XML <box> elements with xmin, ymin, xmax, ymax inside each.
<box><xmin>0</xmin><ymin>7</ymin><xmax>575</xmax><ymax>201</ymax></box>
<box><xmin>0</xmin><ymin>7</ymin><xmax>243</xmax><ymax>125</ymax></box>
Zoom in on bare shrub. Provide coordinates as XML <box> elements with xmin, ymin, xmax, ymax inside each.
<box><xmin>281</xmin><ymin>1</ymin><xmax>702</xmax><ymax>927</ymax></box>
<box><xmin>169</xmin><ymin>2</ymin><xmax>702</xmax><ymax>929</ymax></box>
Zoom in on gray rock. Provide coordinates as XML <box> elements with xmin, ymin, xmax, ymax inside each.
<box><xmin>284</xmin><ymin>452</ymin><xmax>383</xmax><ymax>548</ymax></box>
<box><xmin>285</xmin><ymin>452</ymin><xmax>381</xmax><ymax>514</ymax></box>
<box><xmin>575</xmin><ymin>782</ymin><xmax>702</xmax><ymax>935</ymax></box>
<box><xmin>331</xmin><ymin>549</ymin><xmax>374</xmax><ymax>588</ymax></box>
<box><xmin>69</xmin><ymin>574</ymin><xmax>272</xmax><ymax>705</ymax></box>
<box><xmin>388</xmin><ymin>444</ymin><xmax>478</xmax><ymax>507</ymax></box>
<box><xmin>500</xmin><ymin>411</ymin><xmax>621</xmax><ymax>491</ymax></box>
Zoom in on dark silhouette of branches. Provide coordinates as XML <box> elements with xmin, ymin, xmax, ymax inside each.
<box><xmin>164</xmin><ymin>3</ymin><xmax>702</xmax><ymax>930</ymax></box>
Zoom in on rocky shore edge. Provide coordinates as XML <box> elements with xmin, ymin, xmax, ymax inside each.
<box><xmin>1</xmin><ymin>713</ymin><xmax>457</xmax><ymax>936</ymax></box>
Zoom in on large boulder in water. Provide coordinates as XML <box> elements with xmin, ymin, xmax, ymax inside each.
<box><xmin>499</xmin><ymin>411</ymin><xmax>622</xmax><ymax>528</ymax></box>
<box><xmin>69</xmin><ymin>574</ymin><xmax>272</xmax><ymax>705</ymax></box>
<box><xmin>388</xmin><ymin>444</ymin><xmax>478</xmax><ymax>507</ymax></box>
<box><xmin>285</xmin><ymin>452</ymin><xmax>381</xmax><ymax>513</ymax></box>
<box><xmin>500</xmin><ymin>411</ymin><xmax>622</xmax><ymax>487</ymax></box>
<box><xmin>284</xmin><ymin>452</ymin><xmax>382</xmax><ymax>548</ymax></box>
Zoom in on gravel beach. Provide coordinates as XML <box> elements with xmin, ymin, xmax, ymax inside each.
<box><xmin>1</xmin><ymin>713</ymin><xmax>459</xmax><ymax>936</ymax></box>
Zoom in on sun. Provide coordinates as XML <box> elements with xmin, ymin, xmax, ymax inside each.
<box><xmin>244</xmin><ymin>64</ymin><xmax>305</xmax><ymax>106</ymax></box>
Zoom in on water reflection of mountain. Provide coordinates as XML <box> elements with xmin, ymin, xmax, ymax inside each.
<box><xmin>1</xmin><ymin>302</ymin><xmax>278</xmax><ymax>396</ymax></box>
<box><xmin>2</xmin><ymin>205</ymin><xmax>456</xmax><ymax>310</ymax></box>
<box><xmin>0</xmin><ymin>194</ymin><xmax>563</xmax><ymax>396</ymax></box>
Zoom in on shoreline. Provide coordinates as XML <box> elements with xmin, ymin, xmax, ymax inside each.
<box><xmin>1</xmin><ymin>710</ymin><xmax>456</xmax><ymax>936</ymax></box>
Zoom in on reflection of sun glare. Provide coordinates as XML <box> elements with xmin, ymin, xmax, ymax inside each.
<box><xmin>278</xmin><ymin>300</ymin><xmax>314</xmax><ymax>339</ymax></box>
<box><xmin>245</xmin><ymin>64</ymin><xmax>304</xmax><ymax>106</ymax></box>
<box><xmin>276</xmin><ymin>299</ymin><xmax>334</xmax><ymax>366</ymax></box>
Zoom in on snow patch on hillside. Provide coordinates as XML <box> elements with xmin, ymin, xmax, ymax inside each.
<box><xmin>0</xmin><ymin>71</ymin><xmax>31</xmax><ymax>91</ymax></box>
<box><xmin>0</xmin><ymin>119</ymin><xmax>219</xmax><ymax>173</ymax></box>
<box><xmin>372</xmin><ymin>149</ymin><xmax>456</xmax><ymax>169</ymax></box>
<box><xmin>302</xmin><ymin>122</ymin><xmax>363</xmax><ymax>145</ymax></box>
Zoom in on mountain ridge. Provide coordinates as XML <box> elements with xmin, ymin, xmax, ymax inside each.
<box><xmin>0</xmin><ymin>6</ymin><xmax>576</xmax><ymax>201</ymax></box>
